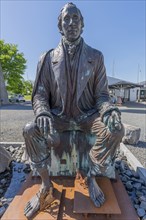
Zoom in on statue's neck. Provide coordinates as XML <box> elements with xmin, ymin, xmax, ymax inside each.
<box><xmin>62</xmin><ymin>36</ymin><xmax>82</xmax><ymax>47</ymax></box>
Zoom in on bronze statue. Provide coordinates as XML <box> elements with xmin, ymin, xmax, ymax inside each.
<box><xmin>23</xmin><ymin>2</ymin><xmax>124</xmax><ymax>218</ymax></box>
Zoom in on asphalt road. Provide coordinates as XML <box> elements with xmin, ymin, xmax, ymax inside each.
<box><xmin>0</xmin><ymin>101</ymin><xmax>34</xmax><ymax>142</ymax></box>
<box><xmin>0</xmin><ymin>101</ymin><xmax>145</xmax><ymax>167</ymax></box>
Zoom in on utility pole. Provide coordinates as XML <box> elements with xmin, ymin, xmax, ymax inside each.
<box><xmin>112</xmin><ymin>60</ymin><xmax>115</xmax><ymax>77</ymax></box>
<box><xmin>137</xmin><ymin>64</ymin><xmax>141</xmax><ymax>84</ymax></box>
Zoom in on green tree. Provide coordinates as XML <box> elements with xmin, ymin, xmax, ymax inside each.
<box><xmin>22</xmin><ymin>80</ymin><xmax>33</xmax><ymax>95</ymax></box>
<box><xmin>0</xmin><ymin>40</ymin><xmax>27</xmax><ymax>94</ymax></box>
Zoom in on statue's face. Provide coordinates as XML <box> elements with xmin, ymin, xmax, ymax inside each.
<box><xmin>61</xmin><ymin>6</ymin><xmax>82</xmax><ymax>42</ymax></box>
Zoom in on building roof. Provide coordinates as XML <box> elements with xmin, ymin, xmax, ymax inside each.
<box><xmin>107</xmin><ymin>76</ymin><xmax>142</xmax><ymax>89</ymax></box>
<box><xmin>139</xmin><ymin>81</ymin><xmax>146</xmax><ymax>86</ymax></box>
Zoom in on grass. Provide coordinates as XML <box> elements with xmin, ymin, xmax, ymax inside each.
<box><xmin>24</xmin><ymin>95</ymin><xmax>31</xmax><ymax>101</ymax></box>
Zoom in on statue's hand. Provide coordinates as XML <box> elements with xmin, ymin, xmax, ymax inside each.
<box><xmin>36</xmin><ymin>116</ymin><xmax>51</xmax><ymax>138</ymax></box>
<box><xmin>103</xmin><ymin>110</ymin><xmax>122</xmax><ymax>132</ymax></box>
<box><xmin>36</xmin><ymin>116</ymin><xmax>60</xmax><ymax>147</ymax></box>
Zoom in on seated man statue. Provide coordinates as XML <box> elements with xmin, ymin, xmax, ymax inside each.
<box><xmin>23</xmin><ymin>2</ymin><xmax>124</xmax><ymax>218</ymax></box>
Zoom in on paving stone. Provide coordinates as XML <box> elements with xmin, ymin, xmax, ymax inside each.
<box><xmin>142</xmin><ymin>214</ymin><xmax>146</xmax><ymax>220</ymax></box>
<box><xmin>131</xmin><ymin>170</ymin><xmax>140</xmax><ymax>178</ymax></box>
<box><xmin>134</xmin><ymin>198</ymin><xmax>139</xmax><ymax>204</ymax></box>
<box><xmin>0</xmin><ymin>206</ymin><xmax>6</xmax><ymax>218</ymax></box>
<box><xmin>137</xmin><ymin>207</ymin><xmax>146</xmax><ymax>217</ymax></box>
<box><xmin>124</xmin><ymin>170</ymin><xmax>133</xmax><ymax>177</ymax></box>
<box><xmin>140</xmin><ymin>201</ymin><xmax>146</xmax><ymax>210</ymax></box>
<box><xmin>121</xmin><ymin>176</ymin><xmax>128</xmax><ymax>182</ymax></box>
<box><xmin>133</xmin><ymin>182</ymin><xmax>142</xmax><ymax>190</ymax></box>
<box><xmin>115</xmin><ymin>158</ymin><xmax>121</xmax><ymax>164</ymax></box>
<box><xmin>132</xmin><ymin>177</ymin><xmax>145</xmax><ymax>185</ymax></box>
<box><xmin>8</xmin><ymin>146</ymin><xmax>15</xmax><ymax>154</ymax></box>
<box><xmin>126</xmin><ymin>181</ymin><xmax>133</xmax><ymax>191</ymax></box>
<box><xmin>123</xmin><ymin>174</ymin><xmax>131</xmax><ymax>180</ymax></box>
<box><xmin>136</xmin><ymin>191</ymin><xmax>144</xmax><ymax>197</ymax></box>
<box><xmin>120</xmin><ymin>160</ymin><xmax>127</xmax><ymax>171</ymax></box>
<box><xmin>0</xmin><ymin>189</ymin><xmax>4</xmax><ymax>194</ymax></box>
<box><xmin>0</xmin><ymin>178</ymin><xmax>7</xmax><ymax>185</ymax></box>
<box><xmin>140</xmin><ymin>196</ymin><xmax>146</xmax><ymax>202</ymax></box>
<box><xmin>134</xmin><ymin>204</ymin><xmax>139</xmax><ymax>209</ymax></box>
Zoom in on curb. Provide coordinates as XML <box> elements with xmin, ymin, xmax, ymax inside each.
<box><xmin>0</xmin><ymin>142</ymin><xmax>145</xmax><ymax>183</ymax></box>
<box><xmin>120</xmin><ymin>143</ymin><xmax>146</xmax><ymax>183</ymax></box>
<box><xmin>0</xmin><ymin>142</ymin><xmax>24</xmax><ymax>147</ymax></box>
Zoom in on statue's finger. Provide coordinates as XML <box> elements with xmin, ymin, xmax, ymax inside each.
<box><xmin>43</xmin><ymin>117</ymin><xmax>48</xmax><ymax>138</ymax></box>
<box><xmin>39</xmin><ymin>117</ymin><xmax>44</xmax><ymax>134</ymax></box>
<box><xmin>36</xmin><ymin>118</ymin><xmax>40</xmax><ymax>127</ymax></box>
<box><xmin>103</xmin><ymin>115</ymin><xmax>110</xmax><ymax>126</ymax></box>
<box><xmin>108</xmin><ymin>116</ymin><xmax>115</xmax><ymax>132</ymax></box>
<box><xmin>113</xmin><ymin>111</ymin><xmax>121</xmax><ymax>123</ymax></box>
<box><xmin>49</xmin><ymin>118</ymin><xmax>53</xmax><ymax>134</ymax></box>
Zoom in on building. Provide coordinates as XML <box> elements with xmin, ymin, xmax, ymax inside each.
<box><xmin>139</xmin><ymin>81</ymin><xmax>146</xmax><ymax>101</ymax></box>
<box><xmin>107</xmin><ymin>76</ymin><xmax>143</xmax><ymax>102</ymax></box>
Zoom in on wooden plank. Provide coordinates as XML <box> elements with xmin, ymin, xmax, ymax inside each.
<box><xmin>1</xmin><ymin>174</ymin><xmax>63</xmax><ymax>220</ymax></box>
<box><xmin>73</xmin><ymin>177</ymin><xmax>121</xmax><ymax>214</ymax></box>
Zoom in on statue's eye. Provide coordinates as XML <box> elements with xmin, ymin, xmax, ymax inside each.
<box><xmin>64</xmin><ymin>16</ymin><xmax>70</xmax><ymax>22</ymax></box>
<box><xmin>73</xmin><ymin>15</ymin><xmax>79</xmax><ymax>21</ymax></box>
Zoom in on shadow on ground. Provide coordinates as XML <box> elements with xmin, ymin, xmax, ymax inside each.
<box><xmin>0</xmin><ymin>101</ymin><xmax>32</xmax><ymax>110</ymax></box>
<box><xmin>120</xmin><ymin>109</ymin><xmax>146</xmax><ymax>114</ymax></box>
<box><xmin>122</xmin><ymin>101</ymin><xmax>146</xmax><ymax>109</ymax></box>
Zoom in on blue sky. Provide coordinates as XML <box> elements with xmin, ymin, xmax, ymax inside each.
<box><xmin>1</xmin><ymin>0</ymin><xmax>145</xmax><ymax>83</ymax></box>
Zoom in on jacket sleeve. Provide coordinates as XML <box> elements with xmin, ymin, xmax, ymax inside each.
<box><xmin>94</xmin><ymin>53</ymin><xmax>120</xmax><ymax>119</ymax></box>
<box><xmin>32</xmin><ymin>53</ymin><xmax>52</xmax><ymax>119</ymax></box>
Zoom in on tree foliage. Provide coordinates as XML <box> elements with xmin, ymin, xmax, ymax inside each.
<box><xmin>0</xmin><ymin>40</ymin><xmax>27</xmax><ymax>93</ymax></box>
<box><xmin>22</xmin><ymin>80</ymin><xmax>33</xmax><ymax>95</ymax></box>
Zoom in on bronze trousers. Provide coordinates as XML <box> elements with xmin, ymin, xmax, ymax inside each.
<box><xmin>23</xmin><ymin>113</ymin><xmax>124</xmax><ymax>178</ymax></box>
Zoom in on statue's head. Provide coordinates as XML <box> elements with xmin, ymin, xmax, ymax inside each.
<box><xmin>58</xmin><ymin>2</ymin><xmax>84</xmax><ymax>42</ymax></box>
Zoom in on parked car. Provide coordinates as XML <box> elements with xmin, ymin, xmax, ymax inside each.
<box><xmin>9</xmin><ymin>94</ymin><xmax>25</xmax><ymax>103</ymax></box>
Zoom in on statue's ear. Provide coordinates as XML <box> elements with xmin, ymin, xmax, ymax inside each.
<box><xmin>58</xmin><ymin>19</ymin><xmax>64</xmax><ymax>35</ymax></box>
<box><xmin>59</xmin><ymin>30</ymin><xmax>64</xmax><ymax>35</ymax></box>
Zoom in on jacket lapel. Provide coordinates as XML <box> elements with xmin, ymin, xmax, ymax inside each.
<box><xmin>51</xmin><ymin>42</ymin><xmax>67</xmax><ymax>108</ymax></box>
<box><xmin>77</xmin><ymin>42</ymin><xmax>95</xmax><ymax>102</ymax></box>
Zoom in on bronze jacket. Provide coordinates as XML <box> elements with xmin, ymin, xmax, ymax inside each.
<box><xmin>32</xmin><ymin>40</ymin><xmax>113</xmax><ymax>120</ymax></box>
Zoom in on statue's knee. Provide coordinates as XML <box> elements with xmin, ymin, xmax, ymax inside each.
<box><xmin>23</xmin><ymin>122</ymin><xmax>37</xmax><ymax>137</ymax></box>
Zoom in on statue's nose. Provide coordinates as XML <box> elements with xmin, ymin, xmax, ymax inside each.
<box><xmin>69</xmin><ymin>18</ymin><xmax>74</xmax><ymax>25</ymax></box>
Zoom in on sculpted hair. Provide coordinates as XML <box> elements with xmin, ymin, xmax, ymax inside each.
<box><xmin>58</xmin><ymin>2</ymin><xmax>84</xmax><ymax>35</ymax></box>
